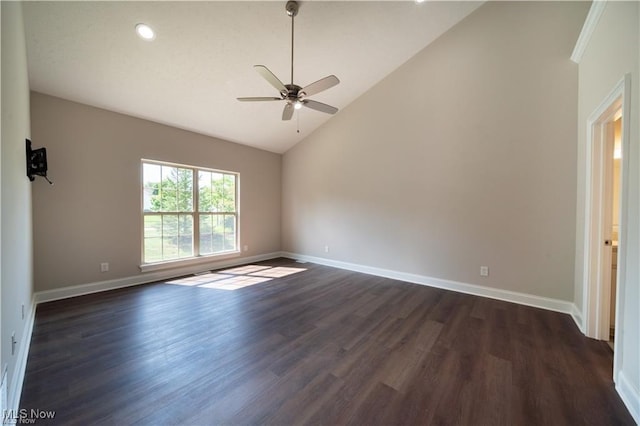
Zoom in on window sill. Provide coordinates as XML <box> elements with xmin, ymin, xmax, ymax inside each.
<box><xmin>139</xmin><ymin>251</ymin><xmax>241</xmax><ymax>273</ymax></box>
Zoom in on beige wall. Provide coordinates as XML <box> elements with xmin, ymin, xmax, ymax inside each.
<box><xmin>1</xmin><ymin>1</ymin><xmax>34</xmax><ymax>408</ymax></box>
<box><xmin>30</xmin><ymin>93</ymin><xmax>282</xmax><ymax>291</ymax></box>
<box><xmin>575</xmin><ymin>0</ymin><xmax>640</xmax><ymax>411</ymax></box>
<box><xmin>282</xmin><ymin>1</ymin><xmax>588</xmax><ymax>301</ymax></box>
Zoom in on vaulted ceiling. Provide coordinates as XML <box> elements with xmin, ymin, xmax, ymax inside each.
<box><xmin>23</xmin><ymin>1</ymin><xmax>482</xmax><ymax>153</ymax></box>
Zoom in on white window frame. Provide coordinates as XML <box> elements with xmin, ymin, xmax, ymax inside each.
<box><xmin>140</xmin><ymin>159</ymin><xmax>240</xmax><ymax>272</ymax></box>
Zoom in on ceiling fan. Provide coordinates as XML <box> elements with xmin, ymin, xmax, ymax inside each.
<box><xmin>237</xmin><ymin>0</ymin><xmax>340</xmax><ymax>121</ymax></box>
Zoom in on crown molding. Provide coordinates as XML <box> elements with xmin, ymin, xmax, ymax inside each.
<box><xmin>571</xmin><ymin>1</ymin><xmax>607</xmax><ymax>64</ymax></box>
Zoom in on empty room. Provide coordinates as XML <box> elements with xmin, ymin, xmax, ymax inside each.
<box><xmin>1</xmin><ymin>0</ymin><xmax>639</xmax><ymax>424</ymax></box>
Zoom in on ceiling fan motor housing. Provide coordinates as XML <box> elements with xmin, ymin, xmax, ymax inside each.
<box><xmin>284</xmin><ymin>84</ymin><xmax>302</xmax><ymax>101</ymax></box>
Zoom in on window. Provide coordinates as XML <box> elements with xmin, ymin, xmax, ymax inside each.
<box><xmin>142</xmin><ymin>160</ymin><xmax>238</xmax><ymax>264</ymax></box>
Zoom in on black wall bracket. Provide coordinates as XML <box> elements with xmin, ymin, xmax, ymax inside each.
<box><xmin>26</xmin><ymin>139</ymin><xmax>53</xmax><ymax>184</ymax></box>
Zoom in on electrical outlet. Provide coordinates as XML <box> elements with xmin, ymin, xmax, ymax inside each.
<box><xmin>11</xmin><ymin>333</ymin><xmax>16</xmax><ymax>356</ymax></box>
<box><xmin>243</xmin><ymin>245</ymin><xmax>249</xmax><ymax>252</ymax></box>
<box><xmin>480</xmin><ymin>266</ymin><xmax>489</xmax><ymax>277</ymax></box>
<box><xmin>100</xmin><ymin>262</ymin><xmax>109</xmax><ymax>272</ymax></box>
<box><xmin>324</xmin><ymin>245</ymin><xmax>330</xmax><ymax>253</ymax></box>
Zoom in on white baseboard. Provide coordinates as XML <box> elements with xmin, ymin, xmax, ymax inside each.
<box><xmin>618</xmin><ymin>371</ymin><xmax>640</xmax><ymax>424</ymax></box>
<box><xmin>35</xmin><ymin>250</ymin><xmax>579</xmax><ymax>318</ymax></box>
<box><xmin>571</xmin><ymin>304</ymin><xmax>585</xmax><ymax>333</ymax></box>
<box><xmin>7</xmin><ymin>296</ymin><xmax>36</xmax><ymax>415</ymax></box>
<box><xmin>282</xmin><ymin>252</ymin><xmax>578</xmax><ymax>317</ymax></box>
<box><xmin>34</xmin><ymin>252</ymin><xmax>283</xmax><ymax>304</ymax></box>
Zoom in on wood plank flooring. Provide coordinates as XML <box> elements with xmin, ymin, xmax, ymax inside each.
<box><xmin>20</xmin><ymin>258</ymin><xmax>634</xmax><ymax>425</ymax></box>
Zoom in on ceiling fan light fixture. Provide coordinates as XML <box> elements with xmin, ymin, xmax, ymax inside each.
<box><xmin>294</xmin><ymin>100</ymin><xmax>303</xmax><ymax>110</ymax></box>
<box><xmin>135</xmin><ymin>23</ymin><xmax>155</xmax><ymax>41</ymax></box>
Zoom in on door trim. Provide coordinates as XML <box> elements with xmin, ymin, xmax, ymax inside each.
<box><xmin>582</xmin><ymin>74</ymin><xmax>630</xmax><ymax>384</ymax></box>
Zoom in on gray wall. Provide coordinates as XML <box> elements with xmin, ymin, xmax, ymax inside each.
<box><xmin>1</xmin><ymin>1</ymin><xmax>34</xmax><ymax>408</ymax></box>
<box><xmin>30</xmin><ymin>93</ymin><xmax>282</xmax><ymax>291</ymax></box>
<box><xmin>282</xmin><ymin>1</ymin><xmax>589</xmax><ymax>301</ymax></box>
<box><xmin>575</xmin><ymin>0</ymin><xmax>640</xmax><ymax>412</ymax></box>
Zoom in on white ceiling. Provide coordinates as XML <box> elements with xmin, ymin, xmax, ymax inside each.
<box><xmin>23</xmin><ymin>1</ymin><xmax>482</xmax><ymax>154</ymax></box>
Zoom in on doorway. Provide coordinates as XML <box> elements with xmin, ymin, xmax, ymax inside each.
<box><xmin>608</xmin><ymin>115</ymin><xmax>622</xmax><ymax>349</ymax></box>
<box><xmin>583</xmin><ymin>74</ymin><xmax>630</xmax><ymax>381</ymax></box>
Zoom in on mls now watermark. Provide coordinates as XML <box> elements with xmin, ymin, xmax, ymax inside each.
<box><xmin>3</xmin><ymin>408</ymin><xmax>56</xmax><ymax>424</ymax></box>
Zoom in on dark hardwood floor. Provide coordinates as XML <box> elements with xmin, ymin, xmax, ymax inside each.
<box><xmin>20</xmin><ymin>258</ymin><xmax>634</xmax><ymax>425</ymax></box>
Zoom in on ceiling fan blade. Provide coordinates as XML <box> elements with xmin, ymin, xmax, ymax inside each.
<box><xmin>282</xmin><ymin>103</ymin><xmax>294</xmax><ymax>121</ymax></box>
<box><xmin>300</xmin><ymin>75</ymin><xmax>340</xmax><ymax>97</ymax></box>
<box><xmin>303</xmin><ymin>100</ymin><xmax>338</xmax><ymax>115</ymax></box>
<box><xmin>237</xmin><ymin>97</ymin><xmax>282</xmax><ymax>102</ymax></box>
<box><xmin>254</xmin><ymin>65</ymin><xmax>287</xmax><ymax>94</ymax></box>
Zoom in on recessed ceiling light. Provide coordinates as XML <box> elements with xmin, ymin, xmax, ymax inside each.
<box><xmin>415</xmin><ymin>0</ymin><xmax>426</xmax><ymax>3</ymax></box>
<box><xmin>135</xmin><ymin>23</ymin><xmax>155</xmax><ymax>41</ymax></box>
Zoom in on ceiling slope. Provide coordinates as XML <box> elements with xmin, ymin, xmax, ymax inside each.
<box><xmin>23</xmin><ymin>1</ymin><xmax>482</xmax><ymax>153</ymax></box>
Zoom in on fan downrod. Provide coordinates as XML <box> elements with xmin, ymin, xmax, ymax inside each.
<box><xmin>286</xmin><ymin>1</ymin><xmax>298</xmax><ymax>17</ymax></box>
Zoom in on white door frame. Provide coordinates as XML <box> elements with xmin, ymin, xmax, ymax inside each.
<box><xmin>582</xmin><ymin>74</ymin><xmax>630</xmax><ymax>382</ymax></box>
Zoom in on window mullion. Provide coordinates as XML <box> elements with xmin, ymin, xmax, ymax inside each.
<box><xmin>160</xmin><ymin>214</ymin><xmax>165</xmax><ymax>261</ymax></box>
<box><xmin>193</xmin><ymin>168</ymin><xmax>200</xmax><ymax>257</ymax></box>
<box><xmin>234</xmin><ymin>174</ymin><xmax>238</xmax><ymax>250</ymax></box>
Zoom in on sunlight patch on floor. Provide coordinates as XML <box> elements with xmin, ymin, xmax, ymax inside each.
<box><xmin>221</xmin><ymin>265</ymin><xmax>272</xmax><ymax>275</ymax></box>
<box><xmin>248</xmin><ymin>267</ymin><xmax>307</xmax><ymax>278</ymax></box>
<box><xmin>165</xmin><ymin>265</ymin><xmax>307</xmax><ymax>290</ymax></box>
<box><xmin>166</xmin><ymin>273</ymin><xmax>233</xmax><ymax>286</ymax></box>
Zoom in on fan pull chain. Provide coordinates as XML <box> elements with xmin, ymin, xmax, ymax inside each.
<box><xmin>297</xmin><ymin>110</ymin><xmax>300</xmax><ymax>133</ymax></box>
